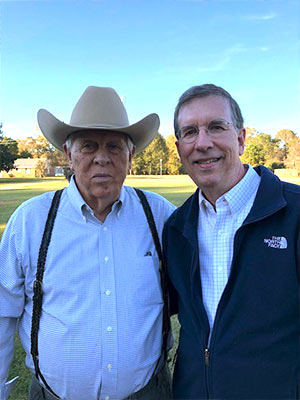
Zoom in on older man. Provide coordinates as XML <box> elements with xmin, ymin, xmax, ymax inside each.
<box><xmin>163</xmin><ymin>84</ymin><xmax>300</xmax><ymax>399</ymax></box>
<box><xmin>0</xmin><ymin>86</ymin><xmax>175</xmax><ymax>400</ymax></box>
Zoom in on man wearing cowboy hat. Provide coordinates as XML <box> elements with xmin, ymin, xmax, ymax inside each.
<box><xmin>0</xmin><ymin>86</ymin><xmax>175</xmax><ymax>400</ymax></box>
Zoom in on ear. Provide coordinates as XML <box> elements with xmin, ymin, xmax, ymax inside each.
<box><xmin>63</xmin><ymin>144</ymin><xmax>73</xmax><ymax>170</ymax></box>
<box><xmin>238</xmin><ymin>128</ymin><xmax>246</xmax><ymax>156</ymax></box>
<box><xmin>128</xmin><ymin>146</ymin><xmax>136</xmax><ymax>171</ymax></box>
<box><xmin>175</xmin><ymin>139</ymin><xmax>182</xmax><ymax>158</ymax></box>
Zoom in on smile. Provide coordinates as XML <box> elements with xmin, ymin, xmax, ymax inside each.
<box><xmin>194</xmin><ymin>157</ymin><xmax>221</xmax><ymax>165</ymax></box>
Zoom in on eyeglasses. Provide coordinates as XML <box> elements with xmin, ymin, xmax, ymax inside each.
<box><xmin>178</xmin><ymin>119</ymin><xmax>234</xmax><ymax>144</ymax></box>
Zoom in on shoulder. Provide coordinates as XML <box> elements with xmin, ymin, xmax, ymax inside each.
<box><xmin>15</xmin><ymin>190</ymin><xmax>56</xmax><ymax>214</ymax></box>
<box><xmin>6</xmin><ymin>191</ymin><xmax>57</xmax><ymax>228</ymax></box>
<box><xmin>123</xmin><ymin>185</ymin><xmax>176</xmax><ymax>218</ymax></box>
<box><xmin>1</xmin><ymin>190</ymin><xmax>59</xmax><ymax>251</ymax></box>
<box><xmin>260</xmin><ymin>166</ymin><xmax>300</xmax><ymax>198</ymax></box>
<box><xmin>281</xmin><ymin>180</ymin><xmax>300</xmax><ymax>204</ymax></box>
<box><xmin>165</xmin><ymin>190</ymin><xmax>197</xmax><ymax>227</ymax></box>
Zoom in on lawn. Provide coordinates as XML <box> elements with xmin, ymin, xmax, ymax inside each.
<box><xmin>0</xmin><ymin>175</ymin><xmax>195</xmax><ymax>400</ymax></box>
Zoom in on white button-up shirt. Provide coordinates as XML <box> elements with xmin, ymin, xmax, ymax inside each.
<box><xmin>198</xmin><ymin>165</ymin><xmax>261</xmax><ymax>333</ymax></box>
<box><xmin>0</xmin><ymin>178</ymin><xmax>175</xmax><ymax>400</ymax></box>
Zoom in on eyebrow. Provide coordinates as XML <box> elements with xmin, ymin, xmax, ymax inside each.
<box><xmin>180</xmin><ymin>119</ymin><xmax>230</xmax><ymax>128</ymax></box>
<box><xmin>180</xmin><ymin>124</ymin><xmax>197</xmax><ymax>130</ymax></box>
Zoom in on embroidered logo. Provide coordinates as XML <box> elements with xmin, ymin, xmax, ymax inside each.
<box><xmin>264</xmin><ymin>236</ymin><xmax>287</xmax><ymax>249</ymax></box>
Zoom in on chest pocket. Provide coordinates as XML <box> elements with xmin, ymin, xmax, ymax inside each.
<box><xmin>132</xmin><ymin>255</ymin><xmax>163</xmax><ymax>305</ymax></box>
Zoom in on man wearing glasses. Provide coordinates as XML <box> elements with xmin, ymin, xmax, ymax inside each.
<box><xmin>163</xmin><ymin>84</ymin><xmax>300</xmax><ymax>399</ymax></box>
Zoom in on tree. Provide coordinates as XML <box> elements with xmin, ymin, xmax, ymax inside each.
<box><xmin>241</xmin><ymin>142</ymin><xmax>266</xmax><ymax>166</ymax></box>
<box><xmin>35</xmin><ymin>159</ymin><xmax>47</xmax><ymax>178</ymax></box>
<box><xmin>17</xmin><ymin>135</ymin><xmax>53</xmax><ymax>158</ymax></box>
<box><xmin>144</xmin><ymin>133</ymin><xmax>169</xmax><ymax>175</ymax></box>
<box><xmin>285</xmin><ymin>137</ymin><xmax>300</xmax><ymax>174</ymax></box>
<box><xmin>131</xmin><ymin>151</ymin><xmax>147</xmax><ymax>175</ymax></box>
<box><xmin>46</xmin><ymin>148</ymin><xmax>68</xmax><ymax>168</ymax></box>
<box><xmin>241</xmin><ymin>131</ymin><xmax>283</xmax><ymax>170</ymax></box>
<box><xmin>276</xmin><ymin>129</ymin><xmax>296</xmax><ymax>144</ymax></box>
<box><xmin>18</xmin><ymin>135</ymin><xmax>68</xmax><ymax>169</ymax></box>
<box><xmin>0</xmin><ymin>124</ymin><xmax>18</xmax><ymax>172</ymax></box>
<box><xmin>165</xmin><ymin>134</ymin><xmax>184</xmax><ymax>174</ymax></box>
<box><xmin>132</xmin><ymin>133</ymin><xmax>169</xmax><ymax>175</ymax></box>
<box><xmin>275</xmin><ymin>129</ymin><xmax>297</xmax><ymax>161</ymax></box>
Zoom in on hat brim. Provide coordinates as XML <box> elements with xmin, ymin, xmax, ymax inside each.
<box><xmin>37</xmin><ymin>109</ymin><xmax>160</xmax><ymax>153</ymax></box>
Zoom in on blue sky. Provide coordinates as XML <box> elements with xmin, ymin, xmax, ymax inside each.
<box><xmin>0</xmin><ymin>0</ymin><xmax>299</xmax><ymax>141</ymax></box>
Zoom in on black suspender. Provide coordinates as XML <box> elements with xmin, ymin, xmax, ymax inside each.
<box><xmin>30</xmin><ymin>188</ymin><xmax>170</xmax><ymax>397</ymax></box>
<box><xmin>133</xmin><ymin>188</ymin><xmax>170</xmax><ymax>367</ymax></box>
<box><xmin>30</xmin><ymin>189</ymin><xmax>63</xmax><ymax>399</ymax></box>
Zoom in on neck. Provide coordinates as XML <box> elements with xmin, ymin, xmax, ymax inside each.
<box><xmin>203</xmin><ymin>164</ymin><xmax>247</xmax><ymax>210</ymax></box>
<box><xmin>74</xmin><ymin>178</ymin><xmax>120</xmax><ymax>222</ymax></box>
<box><xmin>91</xmin><ymin>201</ymin><xmax>114</xmax><ymax>222</ymax></box>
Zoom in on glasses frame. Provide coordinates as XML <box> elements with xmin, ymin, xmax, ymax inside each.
<box><xmin>178</xmin><ymin>118</ymin><xmax>235</xmax><ymax>144</ymax></box>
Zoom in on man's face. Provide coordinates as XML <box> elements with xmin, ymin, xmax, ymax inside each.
<box><xmin>64</xmin><ymin>130</ymin><xmax>134</xmax><ymax>206</ymax></box>
<box><xmin>176</xmin><ymin>95</ymin><xmax>245</xmax><ymax>202</ymax></box>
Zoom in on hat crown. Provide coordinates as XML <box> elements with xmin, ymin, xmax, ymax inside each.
<box><xmin>70</xmin><ymin>86</ymin><xmax>130</xmax><ymax>128</ymax></box>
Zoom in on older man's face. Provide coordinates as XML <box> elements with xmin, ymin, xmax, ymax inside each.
<box><xmin>64</xmin><ymin>130</ymin><xmax>134</xmax><ymax>207</ymax></box>
<box><xmin>176</xmin><ymin>95</ymin><xmax>245</xmax><ymax>204</ymax></box>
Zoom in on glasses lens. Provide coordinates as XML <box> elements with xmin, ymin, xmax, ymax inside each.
<box><xmin>207</xmin><ymin>120</ymin><xmax>231</xmax><ymax>135</ymax></box>
<box><xmin>180</xmin><ymin>127</ymin><xmax>198</xmax><ymax>143</ymax></box>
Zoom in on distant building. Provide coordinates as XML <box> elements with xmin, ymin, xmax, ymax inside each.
<box><xmin>0</xmin><ymin>158</ymin><xmax>68</xmax><ymax>178</ymax></box>
<box><xmin>0</xmin><ymin>158</ymin><xmax>42</xmax><ymax>178</ymax></box>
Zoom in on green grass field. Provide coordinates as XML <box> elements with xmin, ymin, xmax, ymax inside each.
<box><xmin>0</xmin><ymin>175</ymin><xmax>195</xmax><ymax>400</ymax></box>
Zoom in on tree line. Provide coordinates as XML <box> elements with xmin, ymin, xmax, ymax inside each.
<box><xmin>240</xmin><ymin>128</ymin><xmax>300</xmax><ymax>173</ymax></box>
<box><xmin>0</xmin><ymin>123</ymin><xmax>299</xmax><ymax>176</ymax></box>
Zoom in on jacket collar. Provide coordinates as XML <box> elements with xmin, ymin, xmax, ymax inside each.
<box><xmin>169</xmin><ymin>188</ymin><xmax>200</xmax><ymax>248</ymax></box>
<box><xmin>243</xmin><ymin>165</ymin><xmax>286</xmax><ymax>225</ymax></box>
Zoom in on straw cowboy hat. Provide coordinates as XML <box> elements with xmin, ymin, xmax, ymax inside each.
<box><xmin>37</xmin><ymin>86</ymin><xmax>160</xmax><ymax>153</ymax></box>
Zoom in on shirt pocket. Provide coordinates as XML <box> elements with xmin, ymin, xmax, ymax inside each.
<box><xmin>133</xmin><ymin>255</ymin><xmax>163</xmax><ymax>305</ymax></box>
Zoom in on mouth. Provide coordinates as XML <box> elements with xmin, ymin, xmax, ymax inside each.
<box><xmin>92</xmin><ymin>174</ymin><xmax>111</xmax><ymax>180</ymax></box>
<box><xmin>193</xmin><ymin>157</ymin><xmax>221</xmax><ymax>167</ymax></box>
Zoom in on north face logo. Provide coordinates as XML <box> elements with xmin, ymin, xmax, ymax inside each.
<box><xmin>264</xmin><ymin>236</ymin><xmax>287</xmax><ymax>249</ymax></box>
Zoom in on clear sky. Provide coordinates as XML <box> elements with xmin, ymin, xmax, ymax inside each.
<box><xmin>0</xmin><ymin>0</ymin><xmax>299</xmax><ymax>141</ymax></box>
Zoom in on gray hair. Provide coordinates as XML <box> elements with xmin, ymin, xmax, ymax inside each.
<box><xmin>64</xmin><ymin>131</ymin><xmax>135</xmax><ymax>153</ymax></box>
<box><xmin>174</xmin><ymin>84</ymin><xmax>244</xmax><ymax>139</ymax></box>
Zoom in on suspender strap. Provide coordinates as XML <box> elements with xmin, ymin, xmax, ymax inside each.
<box><xmin>30</xmin><ymin>189</ymin><xmax>63</xmax><ymax>399</ymax></box>
<box><xmin>134</xmin><ymin>188</ymin><xmax>171</xmax><ymax>364</ymax></box>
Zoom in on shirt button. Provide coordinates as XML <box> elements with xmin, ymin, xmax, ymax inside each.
<box><xmin>103</xmin><ymin>226</ymin><xmax>107</xmax><ymax>231</ymax></box>
<box><xmin>105</xmin><ymin>290</ymin><xmax>111</xmax><ymax>296</ymax></box>
<box><xmin>104</xmin><ymin>256</ymin><xmax>109</xmax><ymax>262</ymax></box>
<box><xmin>218</xmin><ymin>267</ymin><xmax>223</xmax><ymax>272</ymax></box>
<box><xmin>107</xmin><ymin>364</ymin><xmax>112</xmax><ymax>370</ymax></box>
<box><xmin>218</xmin><ymin>230</ymin><xmax>223</xmax><ymax>235</ymax></box>
<box><xmin>105</xmin><ymin>397</ymin><xmax>110</xmax><ymax>400</ymax></box>
<box><xmin>107</xmin><ymin>326</ymin><xmax>112</xmax><ymax>332</ymax></box>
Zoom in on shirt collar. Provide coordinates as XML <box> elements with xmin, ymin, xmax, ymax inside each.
<box><xmin>113</xmin><ymin>185</ymin><xmax>125</xmax><ymax>219</ymax></box>
<box><xmin>199</xmin><ymin>165</ymin><xmax>261</xmax><ymax>215</ymax></box>
<box><xmin>66</xmin><ymin>175</ymin><xmax>124</xmax><ymax>222</ymax></box>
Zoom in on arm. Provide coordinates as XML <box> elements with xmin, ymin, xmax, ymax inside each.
<box><xmin>0</xmin><ymin>219</ymin><xmax>25</xmax><ymax>400</ymax></box>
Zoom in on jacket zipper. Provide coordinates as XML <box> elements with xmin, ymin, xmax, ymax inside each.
<box><xmin>205</xmin><ymin>348</ymin><xmax>210</xmax><ymax>366</ymax></box>
<box><xmin>204</xmin><ymin>347</ymin><xmax>210</xmax><ymax>397</ymax></box>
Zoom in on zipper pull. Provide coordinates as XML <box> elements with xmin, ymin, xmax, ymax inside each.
<box><xmin>205</xmin><ymin>348</ymin><xmax>210</xmax><ymax>366</ymax></box>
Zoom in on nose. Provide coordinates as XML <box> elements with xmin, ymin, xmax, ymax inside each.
<box><xmin>193</xmin><ymin>127</ymin><xmax>213</xmax><ymax>152</ymax></box>
<box><xmin>93</xmin><ymin>146</ymin><xmax>110</xmax><ymax>165</ymax></box>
